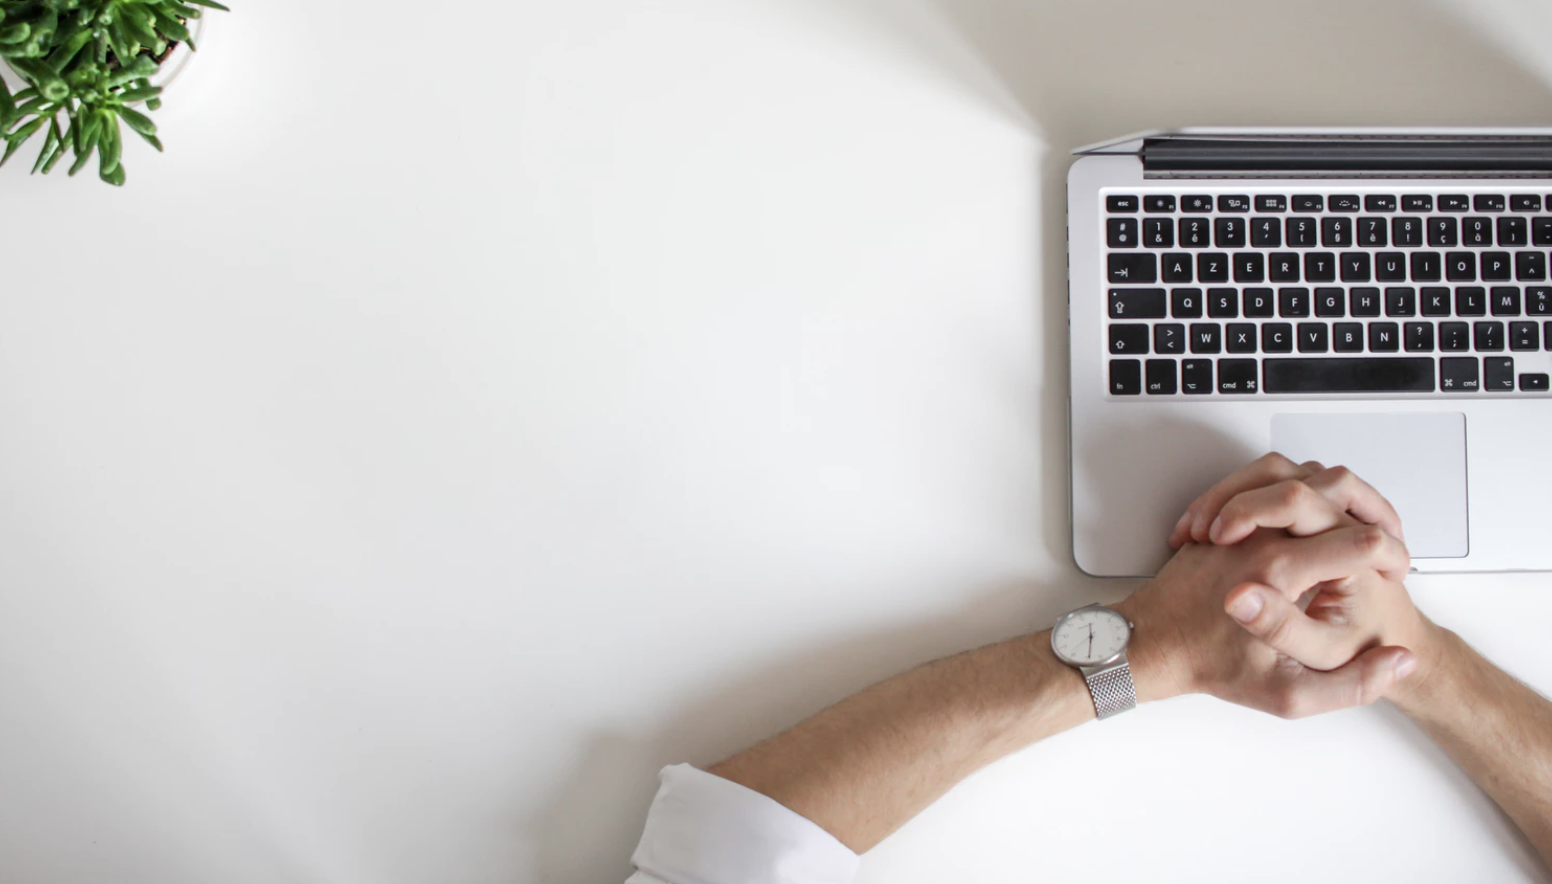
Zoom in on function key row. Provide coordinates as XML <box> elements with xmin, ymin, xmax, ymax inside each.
<box><xmin>1109</xmin><ymin>215</ymin><xmax>1550</xmax><ymax>249</ymax></box>
<box><xmin>1108</xmin><ymin>193</ymin><xmax>1541</xmax><ymax>214</ymax></box>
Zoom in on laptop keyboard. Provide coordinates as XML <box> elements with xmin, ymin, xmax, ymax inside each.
<box><xmin>1102</xmin><ymin>189</ymin><xmax>1552</xmax><ymax>396</ymax></box>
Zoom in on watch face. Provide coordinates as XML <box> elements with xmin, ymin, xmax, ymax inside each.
<box><xmin>1052</xmin><ymin>607</ymin><xmax>1130</xmax><ymax>666</ymax></box>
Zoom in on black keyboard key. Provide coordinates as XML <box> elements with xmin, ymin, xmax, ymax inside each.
<box><xmin>1263</xmin><ymin>322</ymin><xmax>1294</xmax><ymax>353</ymax></box>
<box><xmin>1217</xmin><ymin>195</ymin><xmax>1250</xmax><ymax>213</ymax></box>
<box><xmin>1227</xmin><ymin>323</ymin><xmax>1258</xmax><ymax>353</ymax></box>
<box><xmin>1482</xmin><ymin>252</ymin><xmax>1512</xmax><ymax>282</ymax></box>
<box><xmin>1234</xmin><ymin>252</ymin><xmax>1265</xmax><ymax>283</ymax></box>
<box><xmin>1109</xmin><ymin>253</ymin><xmax>1157</xmax><ymax>283</ymax></box>
<box><xmin>1462</xmin><ymin>217</ymin><xmax>1493</xmax><ymax>246</ymax></box>
<box><xmin>1162</xmin><ymin>253</ymin><xmax>1193</xmax><ymax>283</ymax></box>
<box><xmin>1256</xmin><ymin>195</ymin><xmax>1287</xmax><ymax>212</ymax></box>
<box><xmin>1421</xmin><ymin>286</ymin><xmax>1451</xmax><ymax>316</ymax></box>
<box><xmin>1190</xmin><ymin>322</ymin><xmax>1222</xmax><ymax>353</ymax></box>
<box><xmin>1181</xmin><ymin>195</ymin><xmax>1214</xmax><ymax>213</ymax></box>
<box><xmin>1386</xmin><ymin>286</ymin><xmax>1417</xmax><ymax>316</ymax></box>
<box><xmin>1144</xmin><ymin>195</ymin><xmax>1176</xmax><ymax>213</ymax></box>
<box><xmin>1172</xmin><ymin>288</ymin><xmax>1203</xmax><ymax>318</ymax></box>
<box><xmin>1369</xmin><ymin>322</ymin><xmax>1401</xmax><ymax>352</ymax></box>
<box><xmin>1334</xmin><ymin>322</ymin><xmax>1365</xmax><ymax>352</ymax></box>
<box><xmin>1441</xmin><ymin>322</ymin><xmax>1470</xmax><ymax>351</ymax></box>
<box><xmin>1198</xmin><ymin>253</ymin><xmax>1229</xmax><ymax>283</ymax></box>
<box><xmin>1535</xmin><ymin>217</ymin><xmax>1552</xmax><ymax>246</ymax></box>
<box><xmin>1146</xmin><ymin>359</ymin><xmax>1177</xmax><ymax>394</ymax></box>
<box><xmin>1108</xmin><ymin>218</ymin><xmax>1139</xmax><ymax>248</ymax></box>
<box><xmin>1512</xmin><ymin>321</ymin><xmax>1540</xmax><ymax>351</ymax></box>
<box><xmin>1110</xmin><ymin>359</ymin><xmax>1141</xmax><ymax>395</ymax></box>
<box><xmin>1517</xmin><ymin>251</ymin><xmax>1546</xmax><ymax>281</ymax></box>
<box><xmin>1440</xmin><ymin>194</ymin><xmax>1470</xmax><ymax>212</ymax></box>
<box><xmin>1322</xmin><ymin>217</ymin><xmax>1352</xmax><ymax>247</ymax></box>
<box><xmin>1287</xmin><ymin>216</ymin><xmax>1318</xmax><ymax>247</ymax></box>
<box><xmin>1546</xmin><ymin>320</ymin><xmax>1552</xmax><ymax>349</ymax></box>
<box><xmin>1297</xmin><ymin>322</ymin><xmax>1329</xmax><ymax>353</ymax></box>
<box><xmin>1217</xmin><ymin>359</ymin><xmax>1260</xmax><ymax>394</ymax></box>
<box><xmin>1304</xmin><ymin>252</ymin><xmax>1336</xmax><ymax>282</ymax></box>
<box><xmin>1512</xmin><ymin>194</ymin><xmax>1542</xmax><ymax>212</ymax></box>
<box><xmin>1268</xmin><ymin>252</ymin><xmax>1300</xmax><ymax>282</ymax></box>
<box><xmin>1263</xmin><ymin>357</ymin><xmax>1435</xmax><ymax>393</ymax></box>
<box><xmin>1492</xmin><ymin>286</ymin><xmax>1522</xmax><ymax>316</ymax></box>
<box><xmin>1358</xmin><ymin>217</ymin><xmax>1388</xmax><ymax>247</ymax></box>
<box><xmin>1215</xmin><ymin>217</ymin><xmax>1246</xmax><ymax>248</ymax></box>
<box><xmin>1208</xmin><ymin>288</ymin><xmax>1238</xmax><ymax>318</ymax></box>
<box><xmin>1110</xmin><ymin>324</ymin><xmax>1149</xmax><ymax>354</ymax></box>
<box><xmin>1411</xmin><ymin>252</ymin><xmax>1442</xmax><ymax>282</ymax></box>
<box><xmin>1350</xmin><ymin>287</ymin><xmax>1382</xmax><ymax>317</ymax></box>
<box><xmin>1528</xmin><ymin>286</ymin><xmax>1552</xmax><ymax>315</ymax></box>
<box><xmin>1154</xmin><ymin>323</ymin><xmax>1185</xmax><ymax>354</ymax></box>
<box><xmin>1474</xmin><ymin>194</ymin><xmax>1506</xmax><ymax>212</ymax></box>
<box><xmin>1292</xmin><ymin>195</ymin><xmax>1323</xmax><ymax>212</ymax></box>
<box><xmin>1392</xmin><ymin>216</ymin><xmax>1423</xmax><ymax>247</ymax></box>
<box><xmin>1475</xmin><ymin>321</ymin><xmax>1505</xmax><ymax>351</ymax></box>
<box><xmin>1486</xmin><ymin>356</ymin><xmax>1515</xmax><ymax>391</ymax></box>
<box><xmin>1109</xmin><ymin>287</ymin><xmax>1167</xmax><ymax>318</ymax></box>
<box><xmin>1179</xmin><ymin>218</ymin><xmax>1211</xmax><ymax>248</ymax></box>
<box><xmin>1143</xmin><ymin>218</ymin><xmax>1174</xmax><ymax>248</ymax></box>
<box><xmin>1521</xmin><ymin>373</ymin><xmax>1549</xmax><ymax>391</ymax></box>
<box><xmin>1402</xmin><ymin>194</ymin><xmax>1434</xmax><ymax>212</ymax></box>
<box><xmin>1446</xmin><ymin>252</ymin><xmax>1476</xmax><ymax>282</ymax></box>
<box><xmin>1497</xmin><ymin>217</ymin><xmax>1527</xmax><ymax>246</ymax></box>
<box><xmin>1456</xmin><ymin>287</ymin><xmax>1487</xmax><ymax>316</ymax></box>
<box><xmin>1375</xmin><ymin>252</ymin><xmax>1407</xmax><ymax>282</ymax></box>
<box><xmin>1328</xmin><ymin>195</ymin><xmax>1360</xmax><ymax>212</ymax></box>
<box><xmin>1365</xmin><ymin>195</ymin><xmax>1397</xmax><ymax>212</ymax></box>
<box><xmin>1243</xmin><ymin>288</ymin><xmax>1275</xmax><ymax>318</ymax></box>
<box><xmin>1250</xmin><ymin>216</ymin><xmax>1282</xmax><ymax>247</ymax></box>
<box><xmin>1182</xmin><ymin>359</ymin><xmax>1213</xmax><ymax>394</ymax></box>
<box><xmin>1278</xmin><ymin>287</ymin><xmax>1310</xmax><ymax>318</ymax></box>
<box><xmin>1405</xmin><ymin>322</ymin><xmax>1434</xmax><ymax>352</ymax></box>
<box><xmin>1315</xmin><ymin>287</ymin><xmax>1345</xmax><ymax>317</ymax></box>
<box><xmin>1340</xmin><ymin>252</ymin><xmax>1371</xmax><ymax>282</ymax></box>
<box><xmin>1429</xmin><ymin>217</ymin><xmax>1458</xmax><ymax>247</ymax></box>
<box><xmin>1441</xmin><ymin>357</ymin><xmax>1480</xmax><ymax>392</ymax></box>
<box><xmin>1107</xmin><ymin>195</ymin><xmax>1140</xmax><ymax>212</ymax></box>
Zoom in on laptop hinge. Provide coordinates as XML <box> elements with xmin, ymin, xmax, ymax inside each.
<box><xmin>1141</xmin><ymin>135</ymin><xmax>1552</xmax><ymax>179</ymax></box>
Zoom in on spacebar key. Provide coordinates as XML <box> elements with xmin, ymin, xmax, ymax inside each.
<box><xmin>1263</xmin><ymin>358</ymin><xmax>1436</xmax><ymax>393</ymax></box>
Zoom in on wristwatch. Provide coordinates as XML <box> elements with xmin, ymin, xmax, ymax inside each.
<box><xmin>1051</xmin><ymin>604</ymin><xmax>1138</xmax><ymax>720</ymax></box>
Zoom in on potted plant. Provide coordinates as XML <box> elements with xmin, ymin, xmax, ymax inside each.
<box><xmin>0</xmin><ymin>0</ymin><xmax>229</xmax><ymax>185</ymax></box>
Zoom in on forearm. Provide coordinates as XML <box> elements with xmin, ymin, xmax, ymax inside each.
<box><xmin>1392</xmin><ymin>624</ymin><xmax>1552</xmax><ymax>863</ymax></box>
<box><xmin>708</xmin><ymin>631</ymin><xmax>1100</xmax><ymax>853</ymax></box>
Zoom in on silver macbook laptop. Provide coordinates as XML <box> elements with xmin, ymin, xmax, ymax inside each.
<box><xmin>1068</xmin><ymin>128</ymin><xmax>1552</xmax><ymax>576</ymax></box>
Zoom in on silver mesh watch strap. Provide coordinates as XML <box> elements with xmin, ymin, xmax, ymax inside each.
<box><xmin>1084</xmin><ymin>662</ymin><xmax>1138</xmax><ymax>720</ymax></box>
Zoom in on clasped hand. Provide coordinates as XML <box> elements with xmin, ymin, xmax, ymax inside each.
<box><xmin>1116</xmin><ymin>454</ymin><xmax>1442</xmax><ymax>718</ymax></box>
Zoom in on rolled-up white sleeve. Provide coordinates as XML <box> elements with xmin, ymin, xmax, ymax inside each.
<box><xmin>625</xmin><ymin>764</ymin><xmax>861</xmax><ymax>884</ymax></box>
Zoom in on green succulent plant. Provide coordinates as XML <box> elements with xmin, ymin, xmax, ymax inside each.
<box><xmin>0</xmin><ymin>0</ymin><xmax>229</xmax><ymax>186</ymax></box>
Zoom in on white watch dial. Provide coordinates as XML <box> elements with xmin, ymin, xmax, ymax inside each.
<box><xmin>1052</xmin><ymin>607</ymin><xmax>1130</xmax><ymax>666</ymax></box>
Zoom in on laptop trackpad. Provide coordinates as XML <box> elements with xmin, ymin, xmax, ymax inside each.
<box><xmin>1271</xmin><ymin>413</ymin><xmax>1467</xmax><ymax>559</ymax></box>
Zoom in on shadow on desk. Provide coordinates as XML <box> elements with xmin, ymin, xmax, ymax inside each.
<box><xmin>531</xmin><ymin>0</ymin><xmax>1552</xmax><ymax>879</ymax></box>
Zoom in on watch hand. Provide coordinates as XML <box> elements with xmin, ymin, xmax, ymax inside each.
<box><xmin>1087</xmin><ymin>625</ymin><xmax>1094</xmax><ymax>657</ymax></box>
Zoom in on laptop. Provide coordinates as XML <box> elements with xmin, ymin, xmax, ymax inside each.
<box><xmin>1068</xmin><ymin>128</ymin><xmax>1552</xmax><ymax>576</ymax></box>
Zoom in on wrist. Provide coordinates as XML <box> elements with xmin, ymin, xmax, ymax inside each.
<box><xmin>1111</xmin><ymin>596</ymin><xmax>1192</xmax><ymax>703</ymax></box>
<box><xmin>1386</xmin><ymin>617</ymin><xmax>1460</xmax><ymax>714</ymax></box>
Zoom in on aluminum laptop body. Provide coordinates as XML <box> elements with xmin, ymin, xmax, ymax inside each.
<box><xmin>1069</xmin><ymin>128</ymin><xmax>1552</xmax><ymax>576</ymax></box>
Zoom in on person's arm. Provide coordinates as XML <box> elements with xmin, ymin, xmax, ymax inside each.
<box><xmin>707</xmin><ymin>624</ymin><xmax>1164</xmax><ymax>854</ymax></box>
<box><xmin>1389</xmin><ymin>629</ymin><xmax>1552</xmax><ymax>860</ymax></box>
<box><xmin>1180</xmin><ymin>454</ymin><xmax>1552</xmax><ymax>867</ymax></box>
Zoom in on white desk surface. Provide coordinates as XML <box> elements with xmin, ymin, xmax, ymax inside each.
<box><xmin>4</xmin><ymin>0</ymin><xmax>1552</xmax><ymax>881</ymax></box>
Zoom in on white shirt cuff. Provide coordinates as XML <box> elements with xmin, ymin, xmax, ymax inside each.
<box><xmin>626</xmin><ymin>763</ymin><xmax>861</xmax><ymax>884</ymax></box>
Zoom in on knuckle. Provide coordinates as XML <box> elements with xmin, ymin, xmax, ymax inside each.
<box><xmin>1353</xmin><ymin>524</ymin><xmax>1386</xmax><ymax>555</ymax></box>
